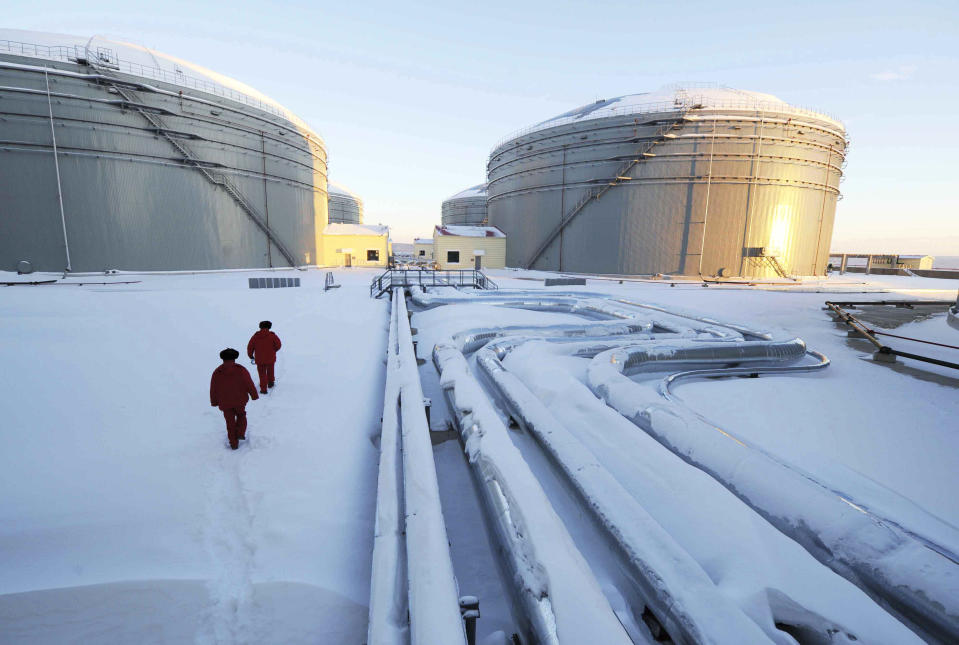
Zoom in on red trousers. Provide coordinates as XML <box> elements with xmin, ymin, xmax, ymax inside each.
<box><xmin>256</xmin><ymin>363</ymin><xmax>275</xmax><ymax>393</ymax></box>
<box><xmin>222</xmin><ymin>405</ymin><xmax>248</xmax><ymax>449</ymax></box>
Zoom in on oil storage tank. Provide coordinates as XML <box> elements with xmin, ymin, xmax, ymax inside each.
<box><xmin>487</xmin><ymin>86</ymin><xmax>847</xmax><ymax>278</ymax></box>
<box><xmin>441</xmin><ymin>183</ymin><xmax>488</xmax><ymax>225</ymax></box>
<box><xmin>0</xmin><ymin>29</ymin><xmax>328</xmax><ymax>272</ymax></box>
<box><xmin>327</xmin><ymin>181</ymin><xmax>364</xmax><ymax>224</ymax></box>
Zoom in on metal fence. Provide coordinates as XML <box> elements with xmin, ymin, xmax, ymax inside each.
<box><xmin>370</xmin><ymin>269</ymin><xmax>497</xmax><ymax>297</ymax></box>
<box><xmin>249</xmin><ymin>277</ymin><xmax>301</xmax><ymax>289</ymax></box>
<box><xmin>0</xmin><ymin>37</ymin><xmax>289</xmax><ymax>120</ymax></box>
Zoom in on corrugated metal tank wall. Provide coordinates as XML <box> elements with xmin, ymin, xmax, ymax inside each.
<box><xmin>0</xmin><ymin>53</ymin><xmax>327</xmax><ymax>272</ymax></box>
<box><xmin>441</xmin><ymin>184</ymin><xmax>488</xmax><ymax>225</ymax></box>
<box><xmin>327</xmin><ymin>188</ymin><xmax>364</xmax><ymax>224</ymax></box>
<box><xmin>487</xmin><ymin>98</ymin><xmax>846</xmax><ymax>278</ymax></box>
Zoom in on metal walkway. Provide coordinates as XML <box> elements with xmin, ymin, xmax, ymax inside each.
<box><xmin>370</xmin><ymin>269</ymin><xmax>497</xmax><ymax>298</ymax></box>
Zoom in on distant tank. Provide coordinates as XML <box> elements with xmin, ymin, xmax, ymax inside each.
<box><xmin>487</xmin><ymin>85</ymin><xmax>847</xmax><ymax>278</ymax></box>
<box><xmin>0</xmin><ymin>29</ymin><xmax>327</xmax><ymax>272</ymax></box>
<box><xmin>327</xmin><ymin>182</ymin><xmax>364</xmax><ymax>224</ymax></box>
<box><xmin>441</xmin><ymin>183</ymin><xmax>487</xmax><ymax>226</ymax></box>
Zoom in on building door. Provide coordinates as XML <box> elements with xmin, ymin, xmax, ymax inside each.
<box><xmin>474</xmin><ymin>254</ymin><xmax>482</xmax><ymax>270</ymax></box>
<box><xmin>344</xmin><ymin>253</ymin><xmax>352</xmax><ymax>267</ymax></box>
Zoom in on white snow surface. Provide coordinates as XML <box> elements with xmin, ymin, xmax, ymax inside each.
<box><xmin>0</xmin><ymin>269</ymin><xmax>387</xmax><ymax>644</ymax></box>
<box><xmin>327</xmin><ymin>181</ymin><xmax>361</xmax><ymax>199</ymax></box>
<box><xmin>434</xmin><ymin>225</ymin><xmax>505</xmax><ymax>238</ymax></box>
<box><xmin>3</xmin><ymin>265</ymin><xmax>957</xmax><ymax>643</ymax></box>
<box><xmin>0</xmin><ymin>28</ymin><xmax>320</xmax><ymax>138</ymax></box>
<box><xmin>323</xmin><ymin>222</ymin><xmax>388</xmax><ymax>236</ymax></box>
<box><xmin>492</xmin><ymin>85</ymin><xmax>843</xmax><ymax>149</ymax></box>
<box><xmin>444</xmin><ymin>183</ymin><xmax>488</xmax><ymax>201</ymax></box>
<box><xmin>413</xmin><ymin>270</ymin><xmax>958</xmax><ymax>643</ymax></box>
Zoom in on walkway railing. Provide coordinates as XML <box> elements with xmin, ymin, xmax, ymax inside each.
<box><xmin>370</xmin><ymin>269</ymin><xmax>497</xmax><ymax>297</ymax></box>
<box><xmin>0</xmin><ymin>37</ymin><xmax>289</xmax><ymax>120</ymax></box>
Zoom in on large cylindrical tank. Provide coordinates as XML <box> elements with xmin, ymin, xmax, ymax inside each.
<box><xmin>487</xmin><ymin>86</ymin><xmax>847</xmax><ymax>277</ymax></box>
<box><xmin>0</xmin><ymin>29</ymin><xmax>328</xmax><ymax>272</ymax></box>
<box><xmin>441</xmin><ymin>183</ymin><xmax>487</xmax><ymax>225</ymax></box>
<box><xmin>327</xmin><ymin>181</ymin><xmax>364</xmax><ymax>224</ymax></box>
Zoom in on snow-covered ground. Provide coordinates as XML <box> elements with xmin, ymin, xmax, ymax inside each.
<box><xmin>2</xmin><ymin>266</ymin><xmax>957</xmax><ymax>644</ymax></box>
<box><xmin>413</xmin><ymin>270</ymin><xmax>959</xmax><ymax>643</ymax></box>
<box><xmin>0</xmin><ymin>268</ymin><xmax>388</xmax><ymax>644</ymax></box>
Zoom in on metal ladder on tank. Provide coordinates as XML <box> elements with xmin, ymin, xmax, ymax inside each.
<box><xmin>87</xmin><ymin>65</ymin><xmax>301</xmax><ymax>268</ymax></box>
<box><xmin>764</xmin><ymin>254</ymin><xmax>797</xmax><ymax>280</ymax></box>
<box><xmin>522</xmin><ymin>114</ymin><xmax>689</xmax><ymax>270</ymax></box>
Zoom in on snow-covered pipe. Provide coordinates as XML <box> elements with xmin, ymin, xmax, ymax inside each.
<box><xmin>606</xmin><ymin>338</ymin><xmax>807</xmax><ymax>374</ymax></box>
<box><xmin>587</xmin><ymin>341</ymin><xmax>959</xmax><ymax>643</ymax></box>
<box><xmin>474</xmin><ymin>341</ymin><xmax>775</xmax><ymax>645</ymax></box>
<box><xmin>659</xmin><ymin>349</ymin><xmax>830</xmax><ymax>397</ymax></box>
<box><xmin>408</xmin><ymin>286</ymin><xmax>770</xmax><ymax>340</ymax></box>
<box><xmin>367</xmin><ymin>292</ymin><xmax>409</xmax><ymax>645</ymax></box>
<box><xmin>368</xmin><ymin>290</ymin><xmax>466</xmax><ymax>645</ymax></box>
<box><xmin>453</xmin><ymin>319</ymin><xmax>656</xmax><ymax>354</ymax></box>
<box><xmin>433</xmin><ymin>343</ymin><xmax>635</xmax><ymax>645</ymax></box>
<box><xmin>410</xmin><ymin>287</ymin><xmax>748</xmax><ymax>341</ymax></box>
<box><xmin>395</xmin><ymin>293</ymin><xmax>467</xmax><ymax>645</ymax></box>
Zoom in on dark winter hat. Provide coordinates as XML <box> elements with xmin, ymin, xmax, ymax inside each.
<box><xmin>259</xmin><ymin>320</ymin><xmax>272</xmax><ymax>329</ymax></box>
<box><xmin>220</xmin><ymin>348</ymin><xmax>240</xmax><ymax>360</ymax></box>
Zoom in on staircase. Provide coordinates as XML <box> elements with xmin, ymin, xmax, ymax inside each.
<box><xmin>764</xmin><ymin>254</ymin><xmax>798</xmax><ymax>280</ymax></box>
<box><xmin>523</xmin><ymin>116</ymin><xmax>688</xmax><ymax>270</ymax></box>
<box><xmin>91</xmin><ymin>67</ymin><xmax>301</xmax><ymax>268</ymax></box>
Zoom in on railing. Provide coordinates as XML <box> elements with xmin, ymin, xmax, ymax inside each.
<box><xmin>370</xmin><ymin>269</ymin><xmax>497</xmax><ymax>297</ymax></box>
<box><xmin>0</xmin><ymin>37</ymin><xmax>290</xmax><ymax>121</ymax></box>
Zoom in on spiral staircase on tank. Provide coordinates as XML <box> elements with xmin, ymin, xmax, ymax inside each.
<box><xmin>522</xmin><ymin>114</ymin><xmax>689</xmax><ymax>270</ymax></box>
<box><xmin>82</xmin><ymin>60</ymin><xmax>301</xmax><ymax>268</ymax></box>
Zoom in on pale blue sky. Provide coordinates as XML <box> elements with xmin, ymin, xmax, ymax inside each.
<box><xmin>6</xmin><ymin>0</ymin><xmax>958</xmax><ymax>252</ymax></box>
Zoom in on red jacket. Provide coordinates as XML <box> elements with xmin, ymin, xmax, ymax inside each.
<box><xmin>248</xmin><ymin>329</ymin><xmax>282</xmax><ymax>365</ymax></box>
<box><xmin>210</xmin><ymin>362</ymin><xmax>259</xmax><ymax>410</ymax></box>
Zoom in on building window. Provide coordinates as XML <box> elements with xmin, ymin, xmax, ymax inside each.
<box><xmin>447</xmin><ymin>250</ymin><xmax>460</xmax><ymax>263</ymax></box>
<box><xmin>418</xmin><ymin>250</ymin><xmax>425</xmax><ymax>256</ymax></box>
<box><xmin>367</xmin><ymin>249</ymin><xmax>379</xmax><ymax>262</ymax></box>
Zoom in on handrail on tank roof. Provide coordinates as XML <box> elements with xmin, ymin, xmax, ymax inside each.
<box><xmin>0</xmin><ymin>37</ymin><xmax>288</xmax><ymax>123</ymax></box>
<box><xmin>488</xmin><ymin>94</ymin><xmax>845</xmax><ymax>157</ymax></box>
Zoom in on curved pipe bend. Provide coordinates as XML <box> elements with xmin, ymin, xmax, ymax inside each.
<box><xmin>586</xmin><ymin>341</ymin><xmax>959</xmax><ymax>643</ymax></box>
<box><xmin>409</xmin><ymin>286</ymin><xmax>763</xmax><ymax>340</ymax></box>
<box><xmin>601</xmin><ymin>338</ymin><xmax>807</xmax><ymax>376</ymax></box>
<box><xmin>475</xmin><ymin>343</ymin><xmax>776</xmax><ymax>645</ymax></box>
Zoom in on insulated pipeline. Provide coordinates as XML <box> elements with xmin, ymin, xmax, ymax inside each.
<box><xmin>433</xmin><ymin>343</ymin><xmax>635</xmax><ymax>645</ymax></box>
<box><xmin>475</xmin><ymin>340</ymin><xmax>775</xmax><ymax>645</ymax></box>
<box><xmin>409</xmin><ymin>287</ymin><xmax>766</xmax><ymax>340</ymax></box>
<box><xmin>415</xmin><ymin>285</ymin><xmax>959</xmax><ymax>642</ymax></box>
<box><xmin>587</xmin><ymin>341</ymin><xmax>959</xmax><ymax>643</ymax></box>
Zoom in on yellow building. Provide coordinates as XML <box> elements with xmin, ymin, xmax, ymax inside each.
<box><xmin>321</xmin><ymin>223</ymin><xmax>390</xmax><ymax>268</ymax></box>
<box><xmin>896</xmin><ymin>255</ymin><xmax>934</xmax><ymax>270</ymax></box>
<box><xmin>413</xmin><ymin>238</ymin><xmax>434</xmax><ymax>261</ymax></box>
<box><xmin>433</xmin><ymin>225</ymin><xmax>506</xmax><ymax>270</ymax></box>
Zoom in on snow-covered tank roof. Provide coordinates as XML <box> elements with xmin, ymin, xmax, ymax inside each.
<box><xmin>445</xmin><ymin>183</ymin><xmax>487</xmax><ymax>201</ymax></box>
<box><xmin>0</xmin><ymin>28</ymin><xmax>321</xmax><ymax>140</ymax></box>
<box><xmin>324</xmin><ymin>223</ymin><xmax>388</xmax><ymax>236</ymax></box>
<box><xmin>495</xmin><ymin>85</ymin><xmax>843</xmax><ymax>150</ymax></box>
<box><xmin>328</xmin><ymin>181</ymin><xmax>362</xmax><ymax>200</ymax></box>
<box><xmin>414</xmin><ymin>238</ymin><xmax>433</xmax><ymax>245</ymax></box>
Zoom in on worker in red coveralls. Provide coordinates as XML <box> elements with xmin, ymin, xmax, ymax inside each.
<box><xmin>247</xmin><ymin>320</ymin><xmax>282</xmax><ymax>394</ymax></box>
<box><xmin>210</xmin><ymin>348</ymin><xmax>259</xmax><ymax>450</ymax></box>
